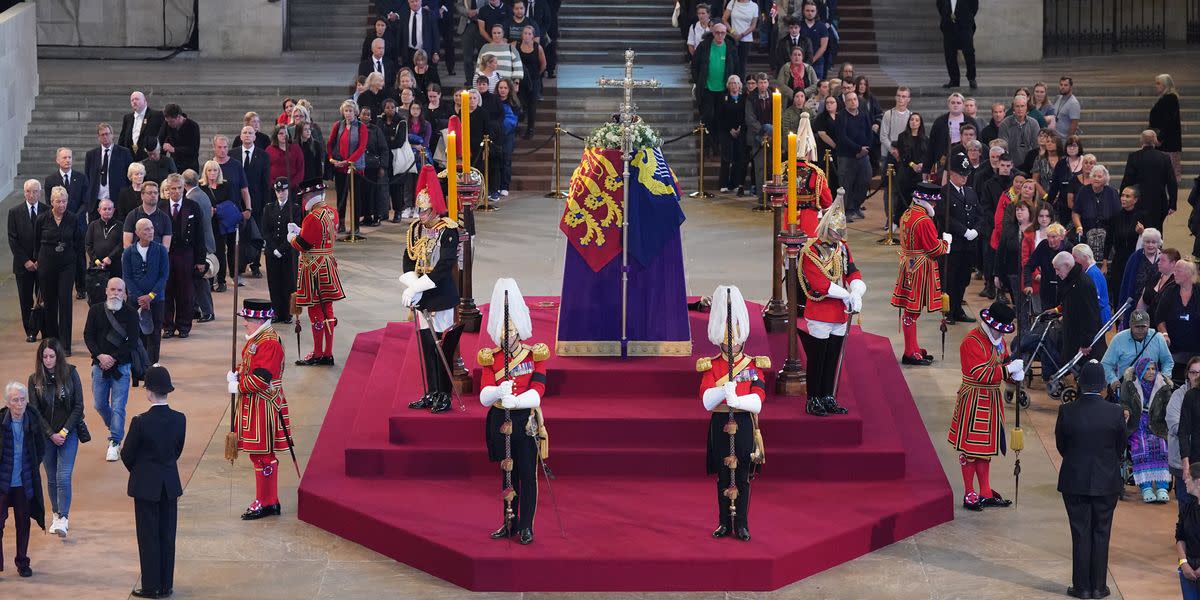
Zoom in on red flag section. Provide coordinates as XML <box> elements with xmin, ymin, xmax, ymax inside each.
<box><xmin>560</xmin><ymin>148</ymin><xmax>625</xmax><ymax>272</ymax></box>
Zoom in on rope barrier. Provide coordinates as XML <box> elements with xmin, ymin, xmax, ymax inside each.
<box><xmin>512</xmin><ymin>131</ymin><xmax>557</xmax><ymax>156</ymax></box>
<box><xmin>561</xmin><ymin>129</ymin><xmax>587</xmax><ymax>142</ymax></box>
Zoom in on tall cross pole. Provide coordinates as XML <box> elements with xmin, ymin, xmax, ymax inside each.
<box><xmin>597</xmin><ymin>49</ymin><xmax>658</xmax><ymax>357</ymax></box>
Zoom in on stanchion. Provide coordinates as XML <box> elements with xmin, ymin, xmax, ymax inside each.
<box><xmin>762</xmin><ymin>180</ymin><xmax>789</xmax><ymax>331</ymax></box>
<box><xmin>877</xmin><ymin>163</ymin><xmax>898</xmax><ymax>246</ymax></box>
<box><xmin>342</xmin><ymin>165</ymin><xmax>365</xmax><ymax>242</ymax></box>
<box><xmin>823</xmin><ymin>149</ymin><xmax>832</xmax><ymax>183</ymax></box>
<box><xmin>687</xmin><ymin>124</ymin><xmax>713</xmax><ymax>198</ymax></box>
<box><xmin>457</xmin><ymin>170</ymin><xmax>483</xmax><ymax>334</ymax></box>
<box><xmin>543</xmin><ymin>123</ymin><xmax>568</xmax><ymax>199</ymax></box>
<box><xmin>477</xmin><ymin>135</ymin><xmax>496</xmax><ymax>212</ymax></box>
<box><xmin>776</xmin><ymin>225</ymin><xmax>807</xmax><ymax>396</ymax></box>
<box><xmin>752</xmin><ymin>137</ymin><xmax>772</xmax><ymax>212</ymax></box>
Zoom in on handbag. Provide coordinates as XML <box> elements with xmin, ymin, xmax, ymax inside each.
<box><xmin>392</xmin><ymin>143</ymin><xmax>418</xmax><ymax>175</ymax></box>
<box><xmin>86</xmin><ymin>266</ymin><xmax>110</xmax><ymax>305</ymax></box>
<box><xmin>77</xmin><ymin>415</ymin><xmax>92</xmax><ymax>444</ymax></box>
<box><xmin>29</xmin><ymin>293</ymin><xmax>45</xmax><ymax>334</ymax></box>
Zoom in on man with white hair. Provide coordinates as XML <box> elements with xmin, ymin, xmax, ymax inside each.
<box><xmin>122</xmin><ymin>218</ymin><xmax>169</xmax><ymax>363</ymax></box>
<box><xmin>698</xmin><ymin>284</ymin><xmax>767</xmax><ymax>542</ymax></box>
<box><xmin>83</xmin><ymin>277</ymin><xmax>141</xmax><ymax>461</ymax></box>
<box><xmin>1047</xmin><ymin>250</ymin><xmax>1104</xmax><ymax>367</ymax></box>
<box><xmin>1072</xmin><ymin>244</ymin><xmax>1111</xmax><ymax>325</ymax></box>
<box><xmin>1120</xmin><ymin>129</ymin><xmax>1178</xmax><ymax>231</ymax></box>
<box><xmin>0</xmin><ymin>381</ymin><xmax>47</xmax><ymax>578</ymax></box>
<box><xmin>8</xmin><ymin>180</ymin><xmax>49</xmax><ymax>343</ymax></box>
<box><xmin>118</xmin><ymin>91</ymin><xmax>164</xmax><ymax>161</ymax></box>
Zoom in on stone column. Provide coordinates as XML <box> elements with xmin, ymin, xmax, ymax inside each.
<box><xmin>0</xmin><ymin>3</ymin><xmax>38</xmax><ymax>201</ymax></box>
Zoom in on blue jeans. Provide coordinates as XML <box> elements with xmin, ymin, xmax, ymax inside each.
<box><xmin>93</xmin><ymin>363</ymin><xmax>131</xmax><ymax>444</ymax></box>
<box><xmin>1182</xmin><ymin>570</ymin><xmax>1200</xmax><ymax>600</ymax></box>
<box><xmin>43</xmin><ymin>429</ymin><xmax>79</xmax><ymax>517</ymax></box>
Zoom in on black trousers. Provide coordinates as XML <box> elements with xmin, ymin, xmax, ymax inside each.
<box><xmin>719</xmin><ymin>134</ymin><xmax>747</xmax><ymax>190</ymax></box>
<box><xmin>417</xmin><ymin>326</ymin><xmax>460</xmax><ymax>396</ymax></box>
<box><xmin>941</xmin><ymin>23</ymin><xmax>976</xmax><ymax>84</ymax></box>
<box><xmin>13</xmin><ymin>270</ymin><xmax>39</xmax><ymax>337</ymax></box>
<box><xmin>0</xmin><ymin>485</ymin><xmax>33</xmax><ymax>570</ymax></box>
<box><xmin>946</xmin><ymin>249</ymin><xmax>975</xmax><ymax>314</ymax></box>
<box><xmin>266</xmin><ymin>251</ymin><xmax>297</xmax><ymax>320</ymax></box>
<box><xmin>143</xmin><ymin>302</ymin><xmax>165</xmax><ymax>363</ymax></box>
<box><xmin>334</xmin><ymin>171</ymin><xmax>365</xmax><ymax>225</ymax></box>
<box><xmin>164</xmin><ymin>252</ymin><xmax>196</xmax><ymax>334</ymax></box>
<box><xmin>438</xmin><ymin>18</ymin><xmax>457</xmax><ymax>74</ymax></box>
<box><xmin>799</xmin><ymin>329</ymin><xmax>846</xmax><ymax>399</ymax></box>
<box><xmin>504</xmin><ymin>426</ymin><xmax>539</xmax><ymax>532</ymax></box>
<box><xmin>214</xmin><ymin>231</ymin><xmax>238</xmax><ymax>285</ymax></box>
<box><xmin>711</xmin><ymin>412</ymin><xmax>753</xmax><ymax>530</ymax></box>
<box><xmin>37</xmin><ymin>251</ymin><xmax>75</xmax><ymax>351</ymax></box>
<box><xmin>1063</xmin><ymin>493</ymin><xmax>1117</xmax><ymax>594</ymax></box>
<box><xmin>134</xmin><ymin>491</ymin><xmax>178</xmax><ymax>593</ymax></box>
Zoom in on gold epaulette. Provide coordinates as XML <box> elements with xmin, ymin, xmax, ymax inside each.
<box><xmin>477</xmin><ymin>347</ymin><xmax>496</xmax><ymax>366</ymax></box>
<box><xmin>531</xmin><ymin>343</ymin><xmax>550</xmax><ymax>361</ymax></box>
<box><xmin>754</xmin><ymin>356</ymin><xmax>771</xmax><ymax>369</ymax></box>
<box><xmin>439</xmin><ymin>217</ymin><xmax>459</xmax><ymax>229</ymax></box>
<box><xmin>696</xmin><ymin>357</ymin><xmax>713</xmax><ymax>372</ymax></box>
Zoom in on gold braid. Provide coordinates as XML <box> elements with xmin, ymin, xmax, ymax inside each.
<box><xmin>406</xmin><ymin>221</ymin><xmax>438</xmax><ymax>275</ymax></box>
<box><xmin>798</xmin><ymin>239</ymin><xmax>846</xmax><ymax>301</ymax></box>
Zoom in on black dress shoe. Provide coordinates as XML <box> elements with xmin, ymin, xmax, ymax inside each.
<box><xmin>17</xmin><ymin>564</ymin><xmax>32</xmax><ymax>577</ymax></box>
<box><xmin>1093</xmin><ymin>586</ymin><xmax>1110</xmax><ymax>598</ymax></box>
<box><xmin>26</xmin><ymin>335</ymin><xmax>37</xmax><ymax>343</ymax></box>
<box><xmin>241</xmin><ymin>504</ymin><xmax>279</xmax><ymax>520</ymax></box>
<box><xmin>820</xmin><ymin>396</ymin><xmax>849</xmax><ymax>415</ymax></box>
<box><xmin>199</xmin><ymin>313</ymin><xmax>215</xmax><ymax>322</ymax></box>
<box><xmin>408</xmin><ymin>393</ymin><xmax>435</xmax><ymax>409</ymax></box>
<box><xmin>430</xmin><ymin>392</ymin><xmax>452</xmax><ymax>414</ymax></box>
<box><xmin>131</xmin><ymin>588</ymin><xmax>160</xmax><ymax>598</ymax></box>
<box><xmin>1066</xmin><ymin>586</ymin><xmax>1092</xmax><ymax>599</ymax></box>
<box><xmin>162</xmin><ymin>589</ymin><xmax>173</xmax><ymax>597</ymax></box>
<box><xmin>162</xmin><ymin>330</ymin><xmax>175</xmax><ymax>339</ymax></box>
<box><xmin>962</xmin><ymin>496</ymin><xmax>984</xmax><ymax>511</ymax></box>
<box><xmin>295</xmin><ymin>355</ymin><xmax>324</xmax><ymax>366</ymax></box>
<box><xmin>318</xmin><ymin>355</ymin><xmax>335</xmax><ymax>365</ymax></box>
<box><xmin>490</xmin><ymin>521</ymin><xmax>515</xmax><ymax>539</ymax></box>
<box><xmin>806</xmin><ymin>396</ymin><xmax>828</xmax><ymax>416</ymax></box>
<box><xmin>950</xmin><ymin>311</ymin><xmax>976</xmax><ymax>323</ymax></box>
<box><xmin>969</xmin><ymin>80</ymin><xmax>978</xmax><ymax>90</ymax></box>
<box><xmin>735</xmin><ymin>527</ymin><xmax>751</xmax><ymax>541</ymax></box>
<box><xmin>76</xmin><ymin>291</ymin><xmax>87</xmax><ymax>300</ymax></box>
<box><xmin>517</xmin><ymin>528</ymin><xmax>534</xmax><ymax>545</ymax></box>
<box><xmin>980</xmin><ymin>491</ymin><xmax>1013</xmax><ymax>508</ymax></box>
<box><xmin>921</xmin><ymin>350</ymin><xmax>934</xmax><ymax>360</ymax></box>
<box><xmin>712</xmin><ymin>525</ymin><xmax>730</xmax><ymax>538</ymax></box>
<box><xmin>901</xmin><ymin>353</ymin><xmax>934</xmax><ymax>366</ymax></box>
<box><xmin>215</xmin><ymin>283</ymin><xmax>228</xmax><ymax>293</ymax></box>
<box><xmin>942</xmin><ymin>81</ymin><xmax>959</xmax><ymax>89</ymax></box>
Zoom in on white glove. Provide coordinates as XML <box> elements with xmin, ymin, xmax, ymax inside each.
<box><xmin>402</xmin><ymin>288</ymin><xmax>416</xmax><ymax>307</ymax></box>
<box><xmin>1006</xmin><ymin>359</ymin><xmax>1025</xmax><ymax>382</ymax></box>
<box><xmin>499</xmin><ymin>380</ymin><xmax>514</xmax><ymax>396</ymax></box>
<box><xmin>501</xmin><ymin>394</ymin><xmax>519</xmax><ymax>409</ymax></box>
<box><xmin>702</xmin><ymin>386</ymin><xmax>726</xmax><ymax>411</ymax></box>
<box><xmin>825</xmin><ymin>282</ymin><xmax>851</xmax><ymax>300</ymax></box>
<box><xmin>273</xmin><ymin>249</ymin><xmax>283</xmax><ymax>258</ymax></box>
<box><xmin>286</xmin><ymin>232</ymin><xmax>297</xmax><ymax>244</ymax></box>
<box><xmin>732</xmin><ymin>393</ymin><xmax>762</xmax><ymax>414</ymax></box>
<box><xmin>227</xmin><ymin>370</ymin><xmax>238</xmax><ymax>383</ymax></box>
<box><xmin>847</xmin><ymin>294</ymin><xmax>863</xmax><ymax>313</ymax></box>
<box><xmin>723</xmin><ymin>381</ymin><xmax>738</xmax><ymax>403</ymax></box>
<box><xmin>964</xmin><ymin>229</ymin><xmax>978</xmax><ymax>241</ymax></box>
<box><xmin>287</xmin><ymin>223</ymin><xmax>301</xmax><ymax>236</ymax></box>
<box><xmin>941</xmin><ymin>232</ymin><xmax>953</xmax><ymax>250</ymax></box>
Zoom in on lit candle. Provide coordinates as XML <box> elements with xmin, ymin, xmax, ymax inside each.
<box><xmin>787</xmin><ymin>132</ymin><xmax>797</xmax><ymax>226</ymax></box>
<box><xmin>447</xmin><ymin>132</ymin><xmax>459</xmax><ymax>221</ymax></box>
<box><xmin>771</xmin><ymin>90</ymin><xmax>782</xmax><ymax>181</ymax></box>
<box><xmin>459</xmin><ymin>90</ymin><xmax>471</xmax><ymax>176</ymax></box>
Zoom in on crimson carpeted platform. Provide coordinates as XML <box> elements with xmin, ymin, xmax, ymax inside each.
<box><xmin>298</xmin><ymin>298</ymin><xmax>953</xmax><ymax>592</ymax></box>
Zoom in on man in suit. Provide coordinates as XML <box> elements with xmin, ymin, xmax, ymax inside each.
<box><xmin>400</xmin><ymin>0</ymin><xmax>441</xmax><ymax>67</ymax></box>
<box><xmin>118</xmin><ymin>91</ymin><xmax>165</xmax><ymax>161</ymax></box>
<box><xmin>121</xmin><ymin>364</ymin><xmax>185</xmax><ymax>599</ymax></box>
<box><xmin>7</xmin><ymin>180</ymin><xmax>49</xmax><ymax>343</ymax></box>
<box><xmin>45</xmin><ymin>147</ymin><xmax>91</xmax><ymax>300</ymax></box>
<box><xmin>1120</xmin><ymin>130</ymin><xmax>1179</xmax><ymax>232</ymax></box>
<box><xmin>261</xmin><ymin>178</ymin><xmax>301</xmax><ymax>323</ymax></box>
<box><xmin>943</xmin><ymin>150</ymin><xmax>982</xmax><ymax>324</ymax></box>
<box><xmin>84</xmin><ymin>123</ymin><xmax>134</xmax><ymax>215</ymax></box>
<box><xmin>937</xmin><ymin>0</ymin><xmax>978</xmax><ymax>89</ymax></box>
<box><xmin>182</xmin><ymin>170</ymin><xmax>216</xmax><ymax>322</ymax></box>
<box><xmin>770</xmin><ymin>18</ymin><xmax>813</xmax><ymax>74</ymax></box>
<box><xmin>236</xmin><ymin>126</ymin><xmax>272</xmax><ymax>278</ymax></box>
<box><xmin>359</xmin><ymin>38</ymin><xmax>398</xmax><ymax>89</ymax></box>
<box><xmin>159</xmin><ymin>174</ymin><xmax>205</xmax><ymax>339</ymax></box>
<box><xmin>1055</xmin><ymin>360</ymin><xmax>1125</xmax><ymax>599</ymax></box>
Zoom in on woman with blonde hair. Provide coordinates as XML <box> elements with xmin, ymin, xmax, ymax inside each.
<box><xmin>201</xmin><ymin>160</ymin><xmax>238</xmax><ymax>292</ymax></box>
<box><xmin>116</xmin><ymin>162</ymin><xmax>147</xmax><ymax>223</ymax></box>
<box><xmin>1150</xmin><ymin>74</ymin><xmax>1183</xmax><ymax>180</ymax></box>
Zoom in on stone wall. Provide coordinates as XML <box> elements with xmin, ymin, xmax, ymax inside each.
<box><xmin>0</xmin><ymin>2</ymin><xmax>38</xmax><ymax>201</ymax></box>
<box><xmin>198</xmin><ymin>0</ymin><xmax>284</xmax><ymax>58</ymax></box>
<box><xmin>35</xmin><ymin>0</ymin><xmax>193</xmax><ymax>47</ymax></box>
<box><xmin>975</xmin><ymin>0</ymin><xmax>1043</xmax><ymax>63</ymax></box>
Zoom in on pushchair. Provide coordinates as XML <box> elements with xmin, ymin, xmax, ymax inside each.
<box><xmin>1048</xmin><ymin>298</ymin><xmax>1135</xmax><ymax>404</ymax></box>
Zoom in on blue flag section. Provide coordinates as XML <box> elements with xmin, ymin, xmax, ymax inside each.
<box><xmin>628</xmin><ymin>147</ymin><xmax>686</xmax><ymax>269</ymax></box>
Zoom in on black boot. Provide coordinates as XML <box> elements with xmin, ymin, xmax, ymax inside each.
<box><xmin>820</xmin><ymin>395</ymin><xmax>849</xmax><ymax>415</ymax></box>
<box><xmin>408</xmin><ymin>393</ymin><xmax>434</xmax><ymax>409</ymax></box>
<box><xmin>517</xmin><ymin>528</ymin><xmax>534</xmax><ymax>545</ymax></box>
<box><xmin>712</xmin><ymin>524</ymin><xmax>730</xmax><ymax>538</ymax></box>
<box><xmin>430</xmin><ymin>392</ymin><xmax>452</xmax><ymax>414</ymax></box>
<box><xmin>806</xmin><ymin>395</ymin><xmax>828</xmax><ymax>416</ymax></box>
<box><xmin>490</xmin><ymin>519</ymin><xmax>516</xmax><ymax>539</ymax></box>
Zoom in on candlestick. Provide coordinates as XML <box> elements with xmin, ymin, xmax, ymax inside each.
<box><xmin>459</xmin><ymin>90</ymin><xmax>471</xmax><ymax>175</ymax></box>
<box><xmin>786</xmin><ymin>132</ymin><xmax>797</xmax><ymax>226</ymax></box>
<box><xmin>771</xmin><ymin>90</ymin><xmax>782</xmax><ymax>181</ymax></box>
<box><xmin>447</xmin><ymin>132</ymin><xmax>459</xmax><ymax>221</ymax></box>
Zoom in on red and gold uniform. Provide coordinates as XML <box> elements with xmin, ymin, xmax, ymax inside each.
<box><xmin>793</xmin><ymin>159</ymin><xmax>834</xmax><ymax>236</ymax></box>
<box><xmin>891</xmin><ymin>202</ymin><xmax>949</xmax><ymax>362</ymax></box>
<box><xmin>236</xmin><ymin>320</ymin><xmax>293</xmax><ymax>516</ymax></box>
<box><xmin>799</xmin><ymin>239</ymin><xmax>863</xmax><ymax>325</ymax></box>
<box><xmin>946</xmin><ymin>303</ymin><xmax>1019</xmax><ymax>511</ymax></box>
<box><xmin>476</xmin><ymin>278</ymin><xmax>549</xmax><ymax>544</ymax></box>
<box><xmin>290</xmin><ymin>183</ymin><xmax>345</xmax><ymax>364</ymax></box>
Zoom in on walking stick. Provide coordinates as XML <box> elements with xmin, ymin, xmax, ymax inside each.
<box><xmin>224</xmin><ymin>225</ymin><xmax>242</xmax><ymax>463</ymax></box>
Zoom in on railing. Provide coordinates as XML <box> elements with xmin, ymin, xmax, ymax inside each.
<box><xmin>1043</xmin><ymin>0</ymin><xmax>1167</xmax><ymax>56</ymax></box>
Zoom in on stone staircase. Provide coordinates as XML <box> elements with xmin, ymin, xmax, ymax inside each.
<box><xmin>289</xmin><ymin>0</ymin><xmax>372</xmax><ymax>56</ymax></box>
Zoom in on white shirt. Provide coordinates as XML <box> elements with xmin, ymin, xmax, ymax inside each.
<box><xmin>171</xmin><ymin>201</ymin><xmax>182</xmax><ymax>216</ymax></box>
<box><xmin>26</xmin><ymin>201</ymin><xmax>38</xmax><ymax>221</ymax></box>
<box><xmin>136</xmin><ymin>243</ymin><xmax>149</xmax><ymax>261</ymax></box>
<box><xmin>948</xmin><ymin>115</ymin><xmax>964</xmax><ymax>144</ymax></box>
<box><xmin>408</xmin><ymin>10</ymin><xmax>423</xmax><ymax>49</ymax></box>
<box><xmin>878</xmin><ymin>107</ymin><xmax>912</xmax><ymax>156</ymax></box>
<box><xmin>687</xmin><ymin>21</ymin><xmax>711</xmax><ymax>50</ymax></box>
<box><xmin>132</xmin><ymin>109</ymin><xmax>146</xmax><ymax>144</ymax></box>
<box><xmin>60</xmin><ymin>170</ymin><xmax>72</xmax><ymax>188</ymax></box>
<box><xmin>99</xmin><ymin>144</ymin><xmax>113</xmax><ymax>200</ymax></box>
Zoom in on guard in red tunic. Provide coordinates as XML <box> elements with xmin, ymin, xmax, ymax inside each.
<box><xmin>476</xmin><ymin>278</ymin><xmax>549</xmax><ymax>546</ymax></box>
<box><xmin>798</xmin><ymin>194</ymin><xmax>866</xmax><ymax>416</ymax></box>
<box><xmin>947</xmin><ymin>301</ymin><xmax>1023</xmax><ymax>511</ymax></box>
<box><xmin>891</xmin><ymin>182</ymin><xmax>953</xmax><ymax>366</ymax></box>
<box><xmin>226</xmin><ymin>298</ymin><xmax>294</xmax><ymax>520</ymax></box>
<box><xmin>288</xmin><ymin>178</ymin><xmax>345</xmax><ymax>366</ymax></box>
<box><xmin>698</xmin><ymin>284</ymin><xmax>767</xmax><ymax>542</ymax></box>
<box><xmin>793</xmin><ymin>113</ymin><xmax>833</xmax><ymax>237</ymax></box>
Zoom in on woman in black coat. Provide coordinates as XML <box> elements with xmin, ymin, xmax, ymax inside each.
<box><xmin>716</xmin><ymin>76</ymin><xmax>747</xmax><ymax>195</ymax></box>
<box><xmin>28</xmin><ymin>337</ymin><xmax>84</xmax><ymax>536</ymax></box>
<box><xmin>35</xmin><ymin>187</ymin><xmax>82</xmax><ymax>353</ymax></box>
<box><xmin>893</xmin><ymin>112</ymin><xmax>928</xmax><ymax>225</ymax></box>
<box><xmin>1057</xmin><ymin>261</ymin><xmax>1104</xmax><ymax>361</ymax></box>
<box><xmin>1150</xmin><ymin>74</ymin><xmax>1182</xmax><ymax>179</ymax></box>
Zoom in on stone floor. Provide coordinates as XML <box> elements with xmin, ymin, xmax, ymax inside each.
<box><xmin>0</xmin><ymin>52</ymin><xmax>1196</xmax><ymax>599</ymax></box>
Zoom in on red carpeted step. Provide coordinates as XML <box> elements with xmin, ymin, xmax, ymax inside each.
<box><xmin>344</xmin><ymin>442</ymin><xmax>906</xmax><ymax>480</ymax></box>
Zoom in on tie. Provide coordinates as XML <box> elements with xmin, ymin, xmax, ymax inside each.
<box><xmin>63</xmin><ymin>173</ymin><xmax>69</xmax><ymax>188</ymax></box>
<box><xmin>101</xmin><ymin>148</ymin><xmax>110</xmax><ymax>185</ymax></box>
<box><xmin>410</xmin><ymin>14</ymin><xmax>418</xmax><ymax>49</ymax></box>
<box><xmin>377</xmin><ymin>58</ymin><xmax>384</xmax><ymax>74</ymax></box>
<box><xmin>173</xmin><ymin>202</ymin><xmax>180</xmax><ymax>218</ymax></box>
<box><xmin>29</xmin><ymin>205</ymin><xmax>35</xmax><ymax>223</ymax></box>
<box><xmin>244</xmin><ymin>149</ymin><xmax>251</xmax><ymax>169</ymax></box>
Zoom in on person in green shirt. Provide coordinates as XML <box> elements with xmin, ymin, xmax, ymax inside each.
<box><xmin>691</xmin><ymin>23</ymin><xmax>740</xmax><ymax>157</ymax></box>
